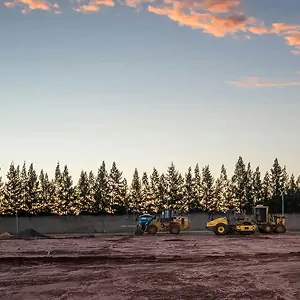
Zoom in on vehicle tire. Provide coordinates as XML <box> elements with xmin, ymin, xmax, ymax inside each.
<box><xmin>134</xmin><ymin>227</ymin><xmax>144</xmax><ymax>235</ymax></box>
<box><xmin>147</xmin><ymin>224</ymin><xmax>158</xmax><ymax>235</ymax></box>
<box><xmin>214</xmin><ymin>223</ymin><xmax>228</xmax><ymax>235</ymax></box>
<box><xmin>169</xmin><ymin>223</ymin><xmax>180</xmax><ymax>234</ymax></box>
<box><xmin>264</xmin><ymin>224</ymin><xmax>272</xmax><ymax>233</ymax></box>
<box><xmin>275</xmin><ymin>224</ymin><xmax>286</xmax><ymax>234</ymax></box>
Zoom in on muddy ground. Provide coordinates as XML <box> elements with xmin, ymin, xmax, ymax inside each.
<box><xmin>0</xmin><ymin>233</ymin><xmax>300</xmax><ymax>300</ymax></box>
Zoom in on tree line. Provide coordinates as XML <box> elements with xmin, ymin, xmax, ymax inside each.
<box><xmin>0</xmin><ymin>157</ymin><xmax>299</xmax><ymax>216</ymax></box>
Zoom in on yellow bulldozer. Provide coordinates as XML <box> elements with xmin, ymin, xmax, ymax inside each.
<box><xmin>206</xmin><ymin>205</ymin><xmax>286</xmax><ymax>235</ymax></box>
<box><xmin>135</xmin><ymin>209</ymin><xmax>189</xmax><ymax>235</ymax></box>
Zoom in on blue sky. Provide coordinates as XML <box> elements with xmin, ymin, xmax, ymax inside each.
<box><xmin>1</xmin><ymin>0</ymin><xmax>300</xmax><ymax>182</ymax></box>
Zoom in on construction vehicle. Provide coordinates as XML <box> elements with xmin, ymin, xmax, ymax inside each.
<box><xmin>135</xmin><ymin>209</ymin><xmax>189</xmax><ymax>235</ymax></box>
<box><xmin>206</xmin><ymin>205</ymin><xmax>286</xmax><ymax>235</ymax></box>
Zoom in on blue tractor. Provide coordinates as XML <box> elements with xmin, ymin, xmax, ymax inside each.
<box><xmin>135</xmin><ymin>214</ymin><xmax>155</xmax><ymax>235</ymax></box>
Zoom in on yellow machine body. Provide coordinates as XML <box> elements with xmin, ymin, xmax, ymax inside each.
<box><xmin>206</xmin><ymin>205</ymin><xmax>286</xmax><ymax>235</ymax></box>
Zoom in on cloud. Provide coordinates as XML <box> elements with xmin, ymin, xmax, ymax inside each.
<box><xmin>73</xmin><ymin>0</ymin><xmax>115</xmax><ymax>13</ymax></box>
<box><xmin>148</xmin><ymin>0</ymin><xmax>256</xmax><ymax>38</ymax></box>
<box><xmin>227</xmin><ymin>77</ymin><xmax>300</xmax><ymax>88</ymax></box>
<box><xmin>4</xmin><ymin>0</ymin><xmax>60</xmax><ymax>13</ymax></box>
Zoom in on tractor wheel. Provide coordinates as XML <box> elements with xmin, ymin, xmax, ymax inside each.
<box><xmin>275</xmin><ymin>224</ymin><xmax>286</xmax><ymax>234</ymax></box>
<box><xmin>214</xmin><ymin>223</ymin><xmax>228</xmax><ymax>235</ymax></box>
<box><xmin>147</xmin><ymin>224</ymin><xmax>158</xmax><ymax>235</ymax></box>
<box><xmin>264</xmin><ymin>224</ymin><xmax>272</xmax><ymax>234</ymax></box>
<box><xmin>169</xmin><ymin>223</ymin><xmax>180</xmax><ymax>234</ymax></box>
<box><xmin>134</xmin><ymin>227</ymin><xmax>144</xmax><ymax>235</ymax></box>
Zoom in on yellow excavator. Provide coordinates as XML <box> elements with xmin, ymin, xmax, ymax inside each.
<box><xmin>206</xmin><ymin>205</ymin><xmax>286</xmax><ymax>235</ymax></box>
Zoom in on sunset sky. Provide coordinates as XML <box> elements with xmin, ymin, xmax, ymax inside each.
<box><xmin>1</xmin><ymin>0</ymin><xmax>300</xmax><ymax>181</ymax></box>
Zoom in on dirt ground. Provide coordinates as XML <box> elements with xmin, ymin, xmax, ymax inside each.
<box><xmin>1</xmin><ymin>233</ymin><xmax>300</xmax><ymax>300</ymax></box>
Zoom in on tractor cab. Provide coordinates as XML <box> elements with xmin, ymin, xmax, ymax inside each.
<box><xmin>138</xmin><ymin>214</ymin><xmax>155</xmax><ymax>230</ymax></box>
<box><xmin>253</xmin><ymin>205</ymin><xmax>269</xmax><ymax>223</ymax></box>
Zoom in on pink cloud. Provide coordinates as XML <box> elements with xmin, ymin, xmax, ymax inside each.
<box><xmin>4</xmin><ymin>0</ymin><xmax>55</xmax><ymax>13</ymax></box>
<box><xmin>73</xmin><ymin>0</ymin><xmax>115</xmax><ymax>13</ymax></box>
<box><xmin>227</xmin><ymin>77</ymin><xmax>300</xmax><ymax>88</ymax></box>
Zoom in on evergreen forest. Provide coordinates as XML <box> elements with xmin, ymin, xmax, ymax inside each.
<box><xmin>0</xmin><ymin>157</ymin><xmax>299</xmax><ymax>216</ymax></box>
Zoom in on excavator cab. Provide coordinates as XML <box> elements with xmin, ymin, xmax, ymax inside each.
<box><xmin>253</xmin><ymin>205</ymin><xmax>268</xmax><ymax>223</ymax></box>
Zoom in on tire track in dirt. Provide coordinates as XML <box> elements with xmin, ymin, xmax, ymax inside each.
<box><xmin>1</xmin><ymin>251</ymin><xmax>300</xmax><ymax>265</ymax></box>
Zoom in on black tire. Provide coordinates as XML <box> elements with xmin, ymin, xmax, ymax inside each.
<box><xmin>214</xmin><ymin>223</ymin><xmax>228</xmax><ymax>235</ymax></box>
<box><xmin>264</xmin><ymin>224</ymin><xmax>272</xmax><ymax>234</ymax></box>
<box><xmin>147</xmin><ymin>224</ymin><xmax>158</xmax><ymax>235</ymax></box>
<box><xmin>169</xmin><ymin>223</ymin><xmax>180</xmax><ymax>234</ymax></box>
<box><xmin>134</xmin><ymin>227</ymin><xmax>144</xmax><ymax>235</ymax></box>
<box><xmin>275</xmin><ymin>224</ymin><xmax>286</xmax><ymax>234</ymax></box>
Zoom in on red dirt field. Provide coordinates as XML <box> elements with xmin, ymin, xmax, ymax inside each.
<box><xmin>1</xmin><ymin>233</ymin><xmax>300</xmax><ymax>299</ymax></box>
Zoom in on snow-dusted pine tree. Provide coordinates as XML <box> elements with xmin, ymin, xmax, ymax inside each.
<box><xmin>253</xmin><ymin>167</ymin><xmax>263</xmax><ymax>204</ymax></box>
<box><xmin>200</xmin><ymin>165</ymin><xmax>215</xmax><ymax>212</ymax></box>
<box><xmin>2</xmin><ymin>162</ymin><xmax>22</xmax><ymax>215</ymax></box>
<box><xmin>108</xmin><ymin>162</ymin><xmax>126</xmax><ymax>214</ymax></box>
<box><xmin>129</xmin><ymin>168</ymin><xmax>142</xmax><ymax>213</ymax></box>
<box><xmin>94</xmin><ymin>162</ymin><xmax>110</xmax><ymax>214</ymax></box>
<box><xmin>183</xmin><ymin>167</ymin><xmax>195</xmax><ymax>212</ymax></box>
<box><xmin>165</xmin><ymin>163</ymin><xmax>184</xmax><ymax>211</ymax></box>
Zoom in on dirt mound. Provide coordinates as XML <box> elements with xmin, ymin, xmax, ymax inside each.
<box><xmin>0</xmin><ymin>232</ymin><xmax>13</xmax><ymax>240</ymax></box>
<box><xmin>18</xmin><ymin>229</ymin><xmax>50</xmax><ymax>239</ymax></box>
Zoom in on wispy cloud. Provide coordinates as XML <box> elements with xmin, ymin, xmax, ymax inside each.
<box><xmin>4</xmin><ymin>0</ymin><xmax>60</xmax><ymax>13</ymax></box>
<box><xmin>3</xmin><ymin>0</ymin><xmax>300</xmax><ymax>57</ymax></box>
<box><xmin>227</xmin><ymin>77</ymin><xmax>300</xmax><ymax>88</ymax></box>
<box><xmin>73</xmin><ymin>0</ymin><xmax>114</xmax><ymax>13</ymax></box>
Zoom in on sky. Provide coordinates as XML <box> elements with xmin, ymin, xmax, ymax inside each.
<box><xmin>1</xmin><ymin>0</ymin><xmax>300</xmax><ymax>182</ymax></box>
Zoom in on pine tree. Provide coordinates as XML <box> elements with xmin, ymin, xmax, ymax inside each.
<box><xmin>52</xmin><ymin>164</ymin><xmax>75</xmax><ymax>215</ymax></box>
<box><xmin>141</xmin><ymin>172</ymin><xmax>153</xmax><ymax>213</ymax></box>
<box><xmin>129</xmin><ymin>168</ymin><xmax>142</xmax><ymax>213</ymax></box>
<box><xmin>183</xmin><ymin>167</ymin><xmax>195</xmax><ymax>212</ymax></box>
<box><xmin>270</xmin><ymin>158</ymin><xmax>283</xmax><ymax>197</ymax></box>
<box><xmin>261</xmin><ymin>171</ymin><xmax>272</xmax><ymax>203</ymax></box>
<box><xmin>2</xmin><ymin>163</ymin><xmax>22</xmax><ymax>215</ymax></box>
<box><xmin>149</xmin><ymin>168</ymin><xmax>161</xmax><ymax>212</ymax></box>
<box><xmin>165</xmin><ymin>163</ymin><xmax>184</xmax><ymax>211</ymax></box>
<box><xmin>27</xmin><ymin>163</ymin><xmax>39</xmax><ymax>214</ymax></box>
<box><xmin>88</xmin><ymin>171</ymin><xmax>96</xmax><ymax>213</ymax></box>
<box><xmin>158</xmin><ymin>174</ymin><xmax>167</xmax><ymax>211</ymax></box>
<box><xmin>94</xmin><ymin>162</ymin><xmax>110</xmax><ymax>214</ymax></box>
<box><xmin>75</xmin><ymin>170</ymin><xmax>94</xmax><ymax>214</ymax></box>
<box><xmin>213</xmin><ymin>165</ymin><xmax>233</xmax><ymax>212</ymax></box>
<box><xmin>191</xmin><ymin>163</ymin><xmax>202</xmax><ymax>211</ymax></box>
<box><xmin>38</xmin><ymin>170</ymin><xmax>54</xmax><ymax>214</ymax></box>
<box><xmin>253</xmin><ymin>167</ymin><xmax>263</xmax><ymax>204</ymax></box>
<box><xmin>201</xmin><ymin>165</ymin><xmax>215</xmax><ymax>212</ymax></box>
<box><xmin>244</xmin><ymin>162</ymin><xmax>254</xmax><ymax>210</ymax></box>
<box><xmin>19</xmin><ymin>162</ymin><xmax>29</xmax><ymax>214</ymax></box>
<box><xmin>231</xmin><ymin>156</ymin><xmax>247</xmax><ymax>212</ymax></box>
<box><xmin>281</xmin><ymin>166</ymin><xmax>289</xmax><ymax>191</ymax></box>
<box><xmin>109</xmin><ymin>162</ymin><xmax>126</xmax><ymax>214</ymax></box>
<box><xmin>0</xmin><ymin>168</ymin><xmax>4</xmax><ymax>214</ymax></box>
